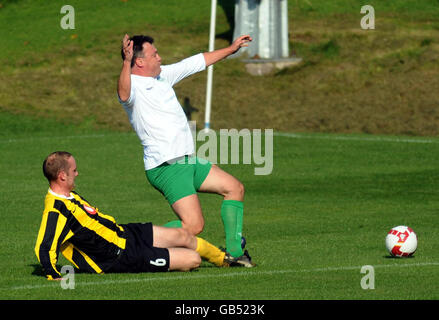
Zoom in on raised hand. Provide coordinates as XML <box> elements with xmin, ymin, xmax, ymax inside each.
<box><xmin>122</xmin><ymin>34</ymin><xmax>134</xmax><ymax>62</ymax></box>
<box><xmin>230</xmin><ymin>35</ymin><xmax>253</xmax><ymax>54</ymax></box>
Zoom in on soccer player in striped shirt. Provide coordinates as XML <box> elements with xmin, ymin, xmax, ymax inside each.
<box><xmin>35</xmin><ymin>151</ymin><xmax>252</xmax><ymax>280</ymax></box>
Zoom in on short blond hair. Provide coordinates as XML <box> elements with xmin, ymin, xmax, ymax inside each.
<box><xmin>42</xmin><ymin>151</ymin><xmax>72</xmax><ymax>183</ymax></box>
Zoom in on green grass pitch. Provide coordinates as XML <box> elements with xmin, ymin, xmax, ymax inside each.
<box><xmin>0</xmin><ymin>115</ymin><xmax>438</xmax><ymax>300</ymax></box>
<box><xmin>0</xmin><ymin>0</ymin><xmax>438</xmax><ymax>301</ymax></box>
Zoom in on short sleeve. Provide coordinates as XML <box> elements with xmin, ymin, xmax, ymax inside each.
<box><xmin>159</xmin><ymin>53</ymin><xmax>206</xmax><ymax>87</ymax></box>
<box><xmin>118</xmin><ymin>85</ymin><xmax>136</xmax><ymax>109</ymax></box>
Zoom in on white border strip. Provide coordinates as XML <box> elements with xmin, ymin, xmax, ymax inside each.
<box><xmin>6</xmin><ymin>261</ymin><xmax>439</xmax><ymax>291</ymax></box>
<box><xmin>274</xmin><ymin>132</ymin><xmax>439</xmax><ymax>144</ymax></box>
<box><xmin>0</xmin><ymin>133</ymin><xmax>122</xmax><ymax>144</ymax></box>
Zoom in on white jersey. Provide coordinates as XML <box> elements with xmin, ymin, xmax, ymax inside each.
<box><xmin>119</xmin><ymin>53</ymin><xmax>206</xmax><ymax>170</ymax></box>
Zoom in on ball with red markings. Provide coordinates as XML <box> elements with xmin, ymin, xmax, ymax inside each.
<box><xmin>385</xmin><ymin>226</ymin><xmax>417</xmax><ymax>257</ymax></box>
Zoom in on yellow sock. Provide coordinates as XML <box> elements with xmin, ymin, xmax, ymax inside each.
<box><xmin>196</xmin><ymin>237</ymin><xmax>226</xmax><ymax>267</ymax></box>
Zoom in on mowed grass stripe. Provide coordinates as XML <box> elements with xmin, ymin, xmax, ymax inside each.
<box><xmin>2</xmin><ymin>131</ymin><xmax>439</xmax><ymax>144</ymax></box>
<box><xmin>7</xmin><ymin>262</ymin><xmax>439</xmax><ymax>291</ymax></box>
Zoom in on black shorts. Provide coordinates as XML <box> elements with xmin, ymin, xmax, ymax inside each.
<box><xmin>107</xmin><ymin>223</ymin><xmax>170</xmax><ymax>273</ymax></box>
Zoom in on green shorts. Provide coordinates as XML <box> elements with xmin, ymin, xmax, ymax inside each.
<box><xmin>146</xmin><ymin>156</ymin><xmax>212</xmax><ymax>205</ymax></box>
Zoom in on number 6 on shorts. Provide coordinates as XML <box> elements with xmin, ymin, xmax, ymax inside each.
<box><xmin>150</xmin><ymin>258</ymin><xmax>166</xmax><ymax>266</ymax></box>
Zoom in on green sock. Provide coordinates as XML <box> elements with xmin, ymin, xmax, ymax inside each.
<box><xmin>163</xmin><ymin>220</ymin><xmax>182</xmax><ymax>228</ymax></box>
<box><xmin>221</xmin><ymin>200</ymin><xmax>244</xmax><ymax>258</ymax></box>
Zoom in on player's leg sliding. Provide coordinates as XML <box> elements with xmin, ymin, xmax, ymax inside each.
<box><xmin>163</xmin><ymin>220</ymin><xmax>182</xmax><ymax>228</ymax></box>
<box><xmin>195</xmin><ymin>237</ymin><xmax>226</xmax><ymax>266</ymax></box>
<box><xmin>161</xmin><ymin>226</ymin><xmax>253</xmax><ymax>268</ymax></box>
<box><xmin>195</xmin><ymin>237</ymin><xmax>255</xmax><ymax>268</ymax></box>
<box><xmin>162</xmin><ymin>197</ymin><xmax>255</xmax><ymax>267</ymax></box>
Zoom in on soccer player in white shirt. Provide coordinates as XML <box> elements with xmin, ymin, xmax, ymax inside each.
<box><xmin>117</xmin><ymin>34</ymin><xmax>254</xmax><ymax>267</ymax></box>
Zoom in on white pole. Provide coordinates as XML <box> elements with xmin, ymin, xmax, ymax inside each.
<box><xmin>204</xmin><ymin>0</ymin><xmax>217</xmax><ymax>131</ymax></box>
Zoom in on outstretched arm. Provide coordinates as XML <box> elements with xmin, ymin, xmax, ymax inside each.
<box><xmin>117</xmin><ymin>34</ymin><xmax>134</xmax><ymax>102</ymax></box>
<box><xmin>203</xmin><ymin>35</ymin><xmax>252</xmax><ymax>67</ymax></box>
<box><xmin>35</xmin><ymin>211</ymin><xmax>68</xmax><ymax>280</ymax></box>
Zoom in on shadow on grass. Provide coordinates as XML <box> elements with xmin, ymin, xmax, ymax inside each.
<box><xmin>29</xmin><ymin>263</ymin><xmax>84</xmax><ymax>278</ymax></box>
<box><xmin>29</xmin><ymin>264</ymin><xmax>46</xmax><ymax>277</ymax></box>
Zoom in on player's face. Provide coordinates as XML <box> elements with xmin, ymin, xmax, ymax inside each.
<box><xmin>141</xmin><ymin>42</ymin><xmax>161</xmax><ymax>77</ymax></box>
<box><xmin>65</xmin><ymin>156</ymin><xmax>78</xmax><ymax>191</ymax></box>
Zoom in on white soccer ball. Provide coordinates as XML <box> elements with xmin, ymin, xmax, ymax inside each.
<box><xmin>385</xmin><ymin>226</ymin><xmax>417</xmax><ymax>257</ymax></box>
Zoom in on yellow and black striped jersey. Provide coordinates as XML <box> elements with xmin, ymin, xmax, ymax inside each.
<box><xmin>34</xmin><ymin>189</ymin><xmax>127</xmax><ymax>280</ymax></box>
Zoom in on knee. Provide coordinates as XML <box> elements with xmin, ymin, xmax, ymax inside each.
<box><xmin>192</xmin><ymin>222</ymin><xmax>205</xmax><ymax>236</ymax></box>
<box><xmin>183</xmin><ymin>220</ymin><xmax>205</xmax><ymax>236</ymax></box>
<box><xmin>236</xmin><ymin>181</ymin><xmax>245</xmax><ymax>198</ymax></box>
<box><xmin>183</xmin><ymin>251</ymin><xmax>201</xmax><ymax>271</ymax></box>
<box><xmin>170</xmin><ymin>249</ymin><xmax>201</xmax><ymax>272</ymax></box>
<box><xmin>191</xmin><ymin>252</ymin><xmax>202</xmax><ymax>269</ymax></box>
<box><xmin>178</xmin><ymin>228</ymin><xmax>197</xmax><ymax>247</ymax></box>
<box><xmin>226</xmin><ymin>180</ymin><xmax>245</xmax><ymax>200</ymax></box>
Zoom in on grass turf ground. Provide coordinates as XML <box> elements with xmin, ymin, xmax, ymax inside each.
<box><xmin>1</xmin><ymin>0</ymin><xmax>438</xmax><ymax>301</ymax></box>
<box><xmin>0</xmin><ymin>113</ymin><xmax>438</xmax><ymax>300</ymax></box>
